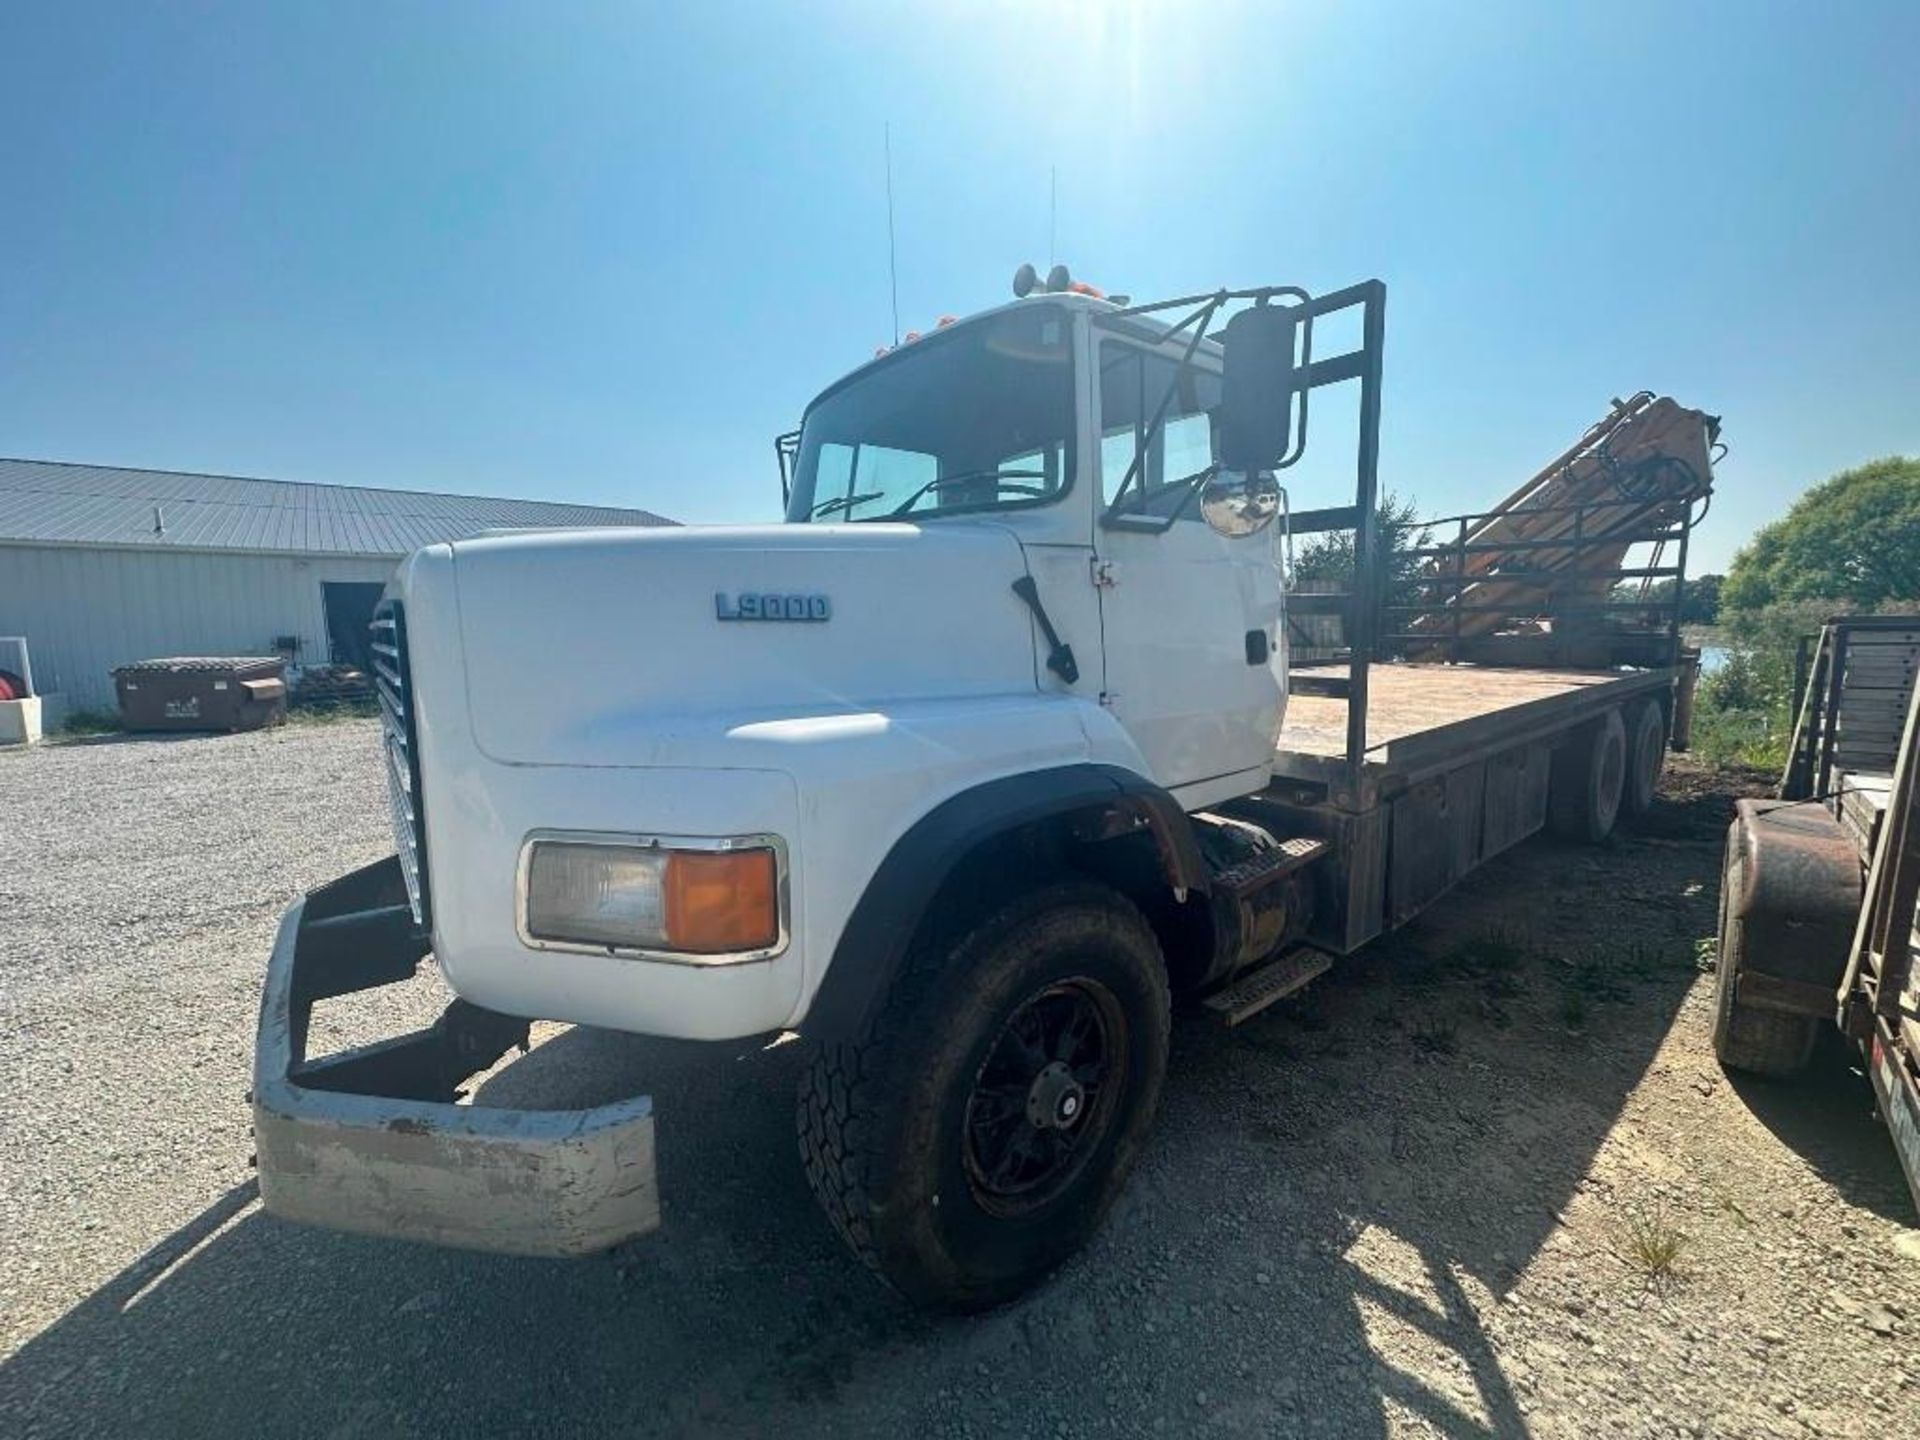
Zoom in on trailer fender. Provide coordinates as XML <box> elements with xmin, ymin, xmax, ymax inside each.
<box><xmin>800</xmin><ymin>764</ymin><xmax>1207</xmax><ymax>1042</ymax></box>
<box><xmin>1724</xmin><ymin>797</ymin><xmax>1861</xmax><ymax>1004</ymax></box>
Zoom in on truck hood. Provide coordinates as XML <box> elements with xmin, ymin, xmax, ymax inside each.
<box><xmin>446</xmin><ymin>522</ymin><xmax>1041</xmax><ymax>766</ymax></box>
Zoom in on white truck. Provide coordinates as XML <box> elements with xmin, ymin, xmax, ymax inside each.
<box><xmin>252</xmin><ymin>270</ymin><xmax>1720</xmax><ymax>1309</ymax></box>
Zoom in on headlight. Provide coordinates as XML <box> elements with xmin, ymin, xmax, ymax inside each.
<box><xmin>517</xmin><ymin>833</ymin><xmax>785</xmax><ymax>962</ymax></box>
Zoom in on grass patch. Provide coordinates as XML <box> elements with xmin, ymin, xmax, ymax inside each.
<box><xmin>1705</xmin><ymin>1184</ymin><xmax>1753</xmax><ymax>1229</ymax></box>
<box><xmin>1476</xmin><ymin>994</ymin><xmax>1515</xmax><ymax>1029</ymax></box>
<box><xmin>1442</xmin><ymin>929</ymin><xmax>1534</xmax><ymax>1007</ymax></box>
<box><xmin>59</xmin><ymin>708</ymin><xmax>121</xmax><ymax>736</ymax></box>
<box><xmin>286</xmin><ymin>698</ymin><xmax>380</xmax><ymax>725</ymax></box>
<box><xmin>1615</xmin><ymin>940</ymin><xmax>1696</xmax><ymax>982</ymax></box>
<box><xmin>1409</xmin><ymin>1018</ymin><xmax>1459</xmax><ymax>1057</ymax></box>
<box><xmin>1614</xmin><ymin>1209</ymin><xmax>1688</xmax><ymax>1285</ymax></box>
<box><xmin>1389</xmin><ymin>962</ymin><xmax>1446</xmax><ymax>995</ymax></box>
<box><xmin>1444</xmin><ymin>929</ymin><xmax>1531</xmax><ymax>979</ymax></box>
<box><xmin>1693</xmin><ymin>936</ymin><xmax>1719</xmax><ymax>974</ymax></box>
<box><xmin>1558</xmin><ymin>991</ymin><xmax>1590</xmax><ymax>1031</ymax></box>
<box><xmin>1481</xmin><ymin>969</ymin><xmax>1525</xmax><ymax>1001</ymax></box>
<box><xmin>1568</xmin><ymin>960</ymin><xmax>1632</xmax><ymax>1004</ymax></box>
<box><xmin>1690</xmin><ymin>704</ymin><xmax>1789</xmax><ymax>772</ymax></box>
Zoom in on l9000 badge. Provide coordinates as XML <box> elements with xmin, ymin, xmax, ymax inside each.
<box><xmin>715</xmin><ymin>592</ymin><xmax>832</xmax><ymax>622</ymax></box>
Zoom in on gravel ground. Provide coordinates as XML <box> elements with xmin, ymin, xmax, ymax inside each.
<box><xmin>2</xmin><ymin>721</ymin><xmax>1916</xmax><ymax>1438</ymax></box>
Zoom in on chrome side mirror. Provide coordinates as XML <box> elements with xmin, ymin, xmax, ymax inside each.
<box><xmin>1200</xmin><ymin>469</ymin><xmax>1281</xmax><ymax>538</ymax></box>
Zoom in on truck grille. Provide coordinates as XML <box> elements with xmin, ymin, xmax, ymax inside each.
<box><xmin>371</xmin><ymin>601</ymin><xmax>431</xmax><ymax>930</ymax></box>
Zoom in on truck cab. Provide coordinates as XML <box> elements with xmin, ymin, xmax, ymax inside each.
<box><xmin>779</xmin><ymin>291</ymin><xmax>1287</xmax><ymax>806</ymax></box>
<box><xmin>255</xmin><ymin>270</ymin><xmax>1331</xmax><ymax>1309</ymax></box>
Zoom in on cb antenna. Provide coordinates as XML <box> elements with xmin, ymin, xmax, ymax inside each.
<box><xmin>884</xmin><ymin>123</ymin><xmax>900</xmax><ymax>345</ymax></box>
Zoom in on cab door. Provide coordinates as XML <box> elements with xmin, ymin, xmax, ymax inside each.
<box><xmin>1092</xmin><ymin>337</ymin><xmax>1283</xmax><ymax>801</ymax></box>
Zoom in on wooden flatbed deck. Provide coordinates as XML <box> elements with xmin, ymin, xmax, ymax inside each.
<box><xmin>1274</xmin><ymin>661</ymin><xmax>1673</xmax><ymax>795</ymax></box>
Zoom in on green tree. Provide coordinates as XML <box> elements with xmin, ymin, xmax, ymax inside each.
<box><xmin>1291</xmin><ymin>492</ymin><xmax>1430</xmax><ymax>604</ymax></box>
<box><xmin>1289</xmin><ymin>493</ymin><xmax>1430</xmax><ymax>659</ymax></box>
<box><xmin>1684</xmin><ymin>572</ymin><xmax>1723</xmax><ymax>625</ymax></box>
<box><xmin>1722</xmin><ymin>456</ymin><xmax>1920</xmax><ymax>611</ymax></box>
<box><xmin>1610</xmin><ymin>572</ymin><xmax>1722</xmax><ymax>625</ymax></box>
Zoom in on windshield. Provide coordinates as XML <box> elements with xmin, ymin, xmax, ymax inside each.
<box><xmin>786</xmin><ymin>304</ymin><xmax>1076</xmax><ymax>523</ymax></box>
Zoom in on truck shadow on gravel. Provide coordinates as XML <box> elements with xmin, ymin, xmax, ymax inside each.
<box><xmin>1725</xmin><ymin>1041</ymin><xmax>1917</xmax><ymax>1226</ymax></box>
<box><xmin>4</xmin><ymin>782</ymin><xmax>1903</xmax><ymax>1439</ymax></box>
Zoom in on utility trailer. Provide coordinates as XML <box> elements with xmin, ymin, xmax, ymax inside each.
<box><xmin>1714</xmin><ymin>615</ymin><xmax>1920</xmax><ymax>1209</ymax></box>
<box><xmin>251</xmin><ymin>269</ymin><xmax>1721</xmax><ymax>1308</ymax></box>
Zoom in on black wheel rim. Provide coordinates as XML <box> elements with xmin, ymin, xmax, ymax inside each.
<box><xmin>962</xmin><ymin>978</ymin><xmax>1126</xmax><ymax>1217</ymax></box>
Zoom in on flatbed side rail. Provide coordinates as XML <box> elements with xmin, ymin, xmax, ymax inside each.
<box><xmin>1835</xmin><ymin>664</ymin><xmax>1920</xmax><ymax>1209</ymax></box>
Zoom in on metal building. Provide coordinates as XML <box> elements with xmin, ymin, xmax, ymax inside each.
<box><xmin>0</xmin><ymin>458</ymin><xmax>673</xmax><ymax>714</ymax></box>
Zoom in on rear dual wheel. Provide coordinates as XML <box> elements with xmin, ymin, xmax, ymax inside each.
<box><xmin>798</xmin><ymin>883</ymin><xmax>1170</xmax><ymax>1311</ymax></box>
<box><xmin>1549</xmin><ymin>706</ymin><xmax>1628</xmax><ymax>843</ymax></box>
<box><xmin>1621</xmin><ymin>698</ymin><xmax>1669</xmax><ymax>822</ymax></box>
<box><xmin>1547</xmin><ymin>698</ymin><xmax>1668</xmax><ymax>843</ymax></box>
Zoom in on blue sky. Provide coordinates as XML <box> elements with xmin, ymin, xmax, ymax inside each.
<box><xmin>2</xmin><ymin>2</ymin><xmax>1915</xmax><ymax>571</ymax></box>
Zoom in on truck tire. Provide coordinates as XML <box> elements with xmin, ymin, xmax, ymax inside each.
<box><xmin>797</xmin><ymin>882</ymin><xmax>1170</xmax><ymax>1311</ymax></box>
<box><xmin>1547</xmin><ymin>706</ymin><xmax>1626</xmax><ymax>843</ymax></box>
<box><xmin>1620</xmin><ymin>698</ymin><xmax>1668</xmax><ymax>822</ymax></box>
<box><xmin>1711</xmin><ymin>821</ymin><xmax>1818</xmax><ymax>1076</ymax></box>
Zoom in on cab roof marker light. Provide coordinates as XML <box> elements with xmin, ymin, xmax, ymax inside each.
<box><xmin>1013</xmin><ymin>261</ymin><xmax>1123</xmax><ymax>303</ymax></box>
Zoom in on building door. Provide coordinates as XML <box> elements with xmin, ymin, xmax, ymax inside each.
<box><xmin>322</xmin><ymin>582</ymin><xmax>387</xmax><ymax>672</ymax></box>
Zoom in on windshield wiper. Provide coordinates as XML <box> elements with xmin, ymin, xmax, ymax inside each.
<box><xmin>883</xmin><ymin>469</ymin><xmax>1049</xmax><ymax>519</ymax></box>
<box><xmin>808</xmin><ymin>490</ymin><xmax>886</xmax><ymax>520</ymax></box>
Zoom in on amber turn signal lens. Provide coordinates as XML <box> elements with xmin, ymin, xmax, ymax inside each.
<box><xmin>664</xmin><ymin>849</ymin><xmax>779</xmax><ymax>954</ymax></box>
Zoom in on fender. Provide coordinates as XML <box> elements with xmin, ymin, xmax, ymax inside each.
<box><xmin>800</xmin><ymin>763</ymin><xmax>1207</xmax><ymax>1041</ymax></box>
<box><xmin>1726</xmin><ymin>797</ymin><xmax>1862</xmax><ymax>1006</ymax></box>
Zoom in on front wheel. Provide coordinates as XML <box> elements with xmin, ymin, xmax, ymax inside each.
<box><xmin>798</xmin><ymin>883</ymin><xmax>1171</xmax><ymax>1311</ymax></box>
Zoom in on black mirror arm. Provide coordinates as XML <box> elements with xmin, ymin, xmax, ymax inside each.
<box><xmin>1274</xmin><ymin>301</ymin><xmax>1315</xmax><ymax>471</ymax></box>
<box><xmin>1156</xmin><ymin>464</ymin><xmax>1219</xmax><ymax>530</ymax></box>
<box><xmin>775</xmin><ymin>429</ymin><xmax>800</xmax><ymax>509</ymax></box>
<box><xmin>1101</xmin><ymin>296</ymin><xmax>1226</xmax><ymax>526</ymax></box>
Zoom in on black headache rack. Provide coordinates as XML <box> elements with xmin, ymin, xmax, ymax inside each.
<box><xmin>1111</xmin><ymin>280</ymin><xmax>1390</xmax><ymax>807</ymax></box>
<box><xmin>1239</xmin><ymin>296</ymin><xmax>1717</xmax><ymax>803</ymax></box>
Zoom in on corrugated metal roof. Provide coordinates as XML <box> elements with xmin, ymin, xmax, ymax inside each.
<box><xmin>0</xmin><ymin>457</ymin><xmax>676</xmax><ymax>557</ymax></box>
